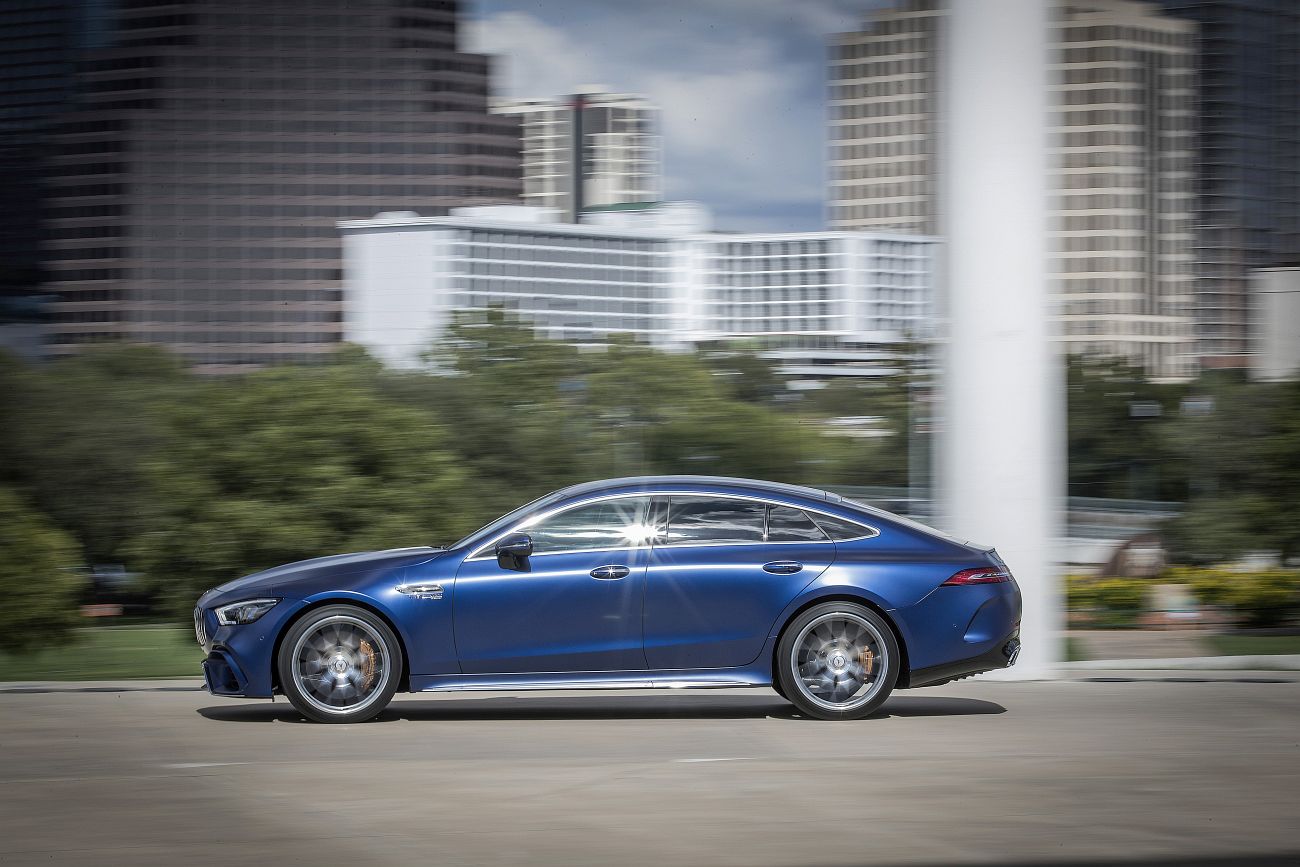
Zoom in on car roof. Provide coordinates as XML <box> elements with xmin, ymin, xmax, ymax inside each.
<box><xmin>551</xmin><ymin>475</ymin><xmax>845</xmax><ymax>504</ymax></box>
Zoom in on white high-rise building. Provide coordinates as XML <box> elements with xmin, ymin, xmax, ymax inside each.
<box><xmin>828</xmin><ymin>0</ymin><xmax>943</xmax><ymax>236</ymax></box>
<box><xmin>340</xmin><ymin>205</ymin><xmax>935</xmax><ymax>381</ymax></box>
<box><xmin>829</xmin><ymin>0</ymin><xmax>1197</xmax><ymax>380</ymax></box>
<box><xmin>493</xmin><ymin>90</ymin><xmax>661</xmax><ymax>221</ymax></box>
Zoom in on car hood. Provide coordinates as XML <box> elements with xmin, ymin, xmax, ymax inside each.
<box><xmin>208</xmin><ymin>547</ymin><xmax>446</xmax><ymax>599</ymax></box>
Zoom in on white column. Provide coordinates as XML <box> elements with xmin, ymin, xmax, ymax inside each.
<box><xmin>938</xmin><ymin>0</ymin><xmax>1063</xmax><ymax>679</ymax></box>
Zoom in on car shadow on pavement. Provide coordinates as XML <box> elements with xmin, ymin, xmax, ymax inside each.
<box><xmin>196</xmin><ymin>693</ymin><xmax>1006</xmax><ymax>723</ymax></box>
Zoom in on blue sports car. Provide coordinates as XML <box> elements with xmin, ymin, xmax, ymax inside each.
<box><xmin>194</xmin><ymin>476</ymin><xmax>1022</xmax><ymax>722</ymax></box>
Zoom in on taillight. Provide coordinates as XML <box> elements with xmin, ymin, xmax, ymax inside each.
<box><xmin>942</xmin><ymin>567</ymin><xmax>1012</xmax><ymax>586</ymax></box>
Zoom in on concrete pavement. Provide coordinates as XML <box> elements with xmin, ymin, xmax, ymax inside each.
<box><xmin>2</xmin><ymin>675</ymin><xmax>1298</xmax><ymax>866</ymax></box>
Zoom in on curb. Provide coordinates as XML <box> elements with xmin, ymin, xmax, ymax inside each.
<box><xmin>1062</xmin><ymin>654</ymin><xmax>1300</xmax><ymax>671</ymax></box>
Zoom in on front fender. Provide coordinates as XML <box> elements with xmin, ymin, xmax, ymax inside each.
<box><xmin>287</xmin><ymin>586</ymin><xmax>459</xmax><ymax>681</ymax></box>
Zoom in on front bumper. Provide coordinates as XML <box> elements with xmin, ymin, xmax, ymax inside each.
<box><xmin>194</xmin><ymin>597</ymin><xmax>303</xmax><ymax>698</ymax></box>
<box><xmin>202</xmin><ymin>651</ymin><xmax>250</xmax><ymax>695</ymax></box>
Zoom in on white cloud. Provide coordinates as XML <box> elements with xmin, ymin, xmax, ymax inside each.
<box><xmin>464</xmin><ymin>12</ymin><xmax>600</xmax><ymax>101</ymax></box>
<box><xmin>644</xmin><ymin>66</ymin><xmax>818</xmax><ymax>206</ymax></box>
<box><xmin>465</xmin><ymin>1</ymin><xmax>878</xmax><ymax>231</ymax></box>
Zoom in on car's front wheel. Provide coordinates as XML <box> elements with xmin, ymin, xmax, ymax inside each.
<box><xmin>775</xmin><ymin>602</ymin><xmax>900</xmax><ymax>720</ymax></box>
<box><xmin>277</xmin><ymin>605</ymin><xmax>401</xmax><ymax>724</ymax></box>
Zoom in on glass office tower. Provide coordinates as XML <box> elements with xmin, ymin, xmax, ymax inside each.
<box><xmin>4</xmin><ymin>0</ymin><xmax>520</xmax><ymax>370</ymax></box>
<box><xmin>1158</xmin><ymin>0</ymin><xmax>1300</xmax><ymax>367</ymax></box>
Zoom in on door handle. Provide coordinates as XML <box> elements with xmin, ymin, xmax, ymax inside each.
<box><xmin>763</xmin><ymin>561</ymin><xmax>803</xmax><ymax>575</ymax></box>
<box><xmin>590</xmin><ymin>564</ymin><xmax>631</xmax><ymax>580</ymax></box>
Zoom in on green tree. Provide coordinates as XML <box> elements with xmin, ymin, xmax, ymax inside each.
<box><xmin>584</xmin><ymin>339</ymin><xmax>814</xmax><ymax>482</ymax></box>
<box><xmin>696</xmin><ymin>342</ymin><xmax>786</xmax><ymax>405</ymax></box>
<box><xmin>1067</xmin><ymin>355</ymin><xmax>1185</xmax><ymax>500</ymax></box>
<box><xmin>127</xmin><ymin>354</ymin><xmax>469</xmax><ymax>616</ymax></box>
<box><xmin>1</xmin><ymin>345</ymin><xmax>185</xmax><ymax>564</ymax></box>
<box><xmin>0</xmin><ymin>486</ymin><xmax>86</xmax><ymax>653</ymax></box>
<box><xmin>414</xmin><ymin>308</ymin><xmax>600</xmax><ymax>514</ymax></box>
<box><xmin>1164</xmin><ymin>374</ymin><xmax>1300</xmax><ymax>563</ymax></box>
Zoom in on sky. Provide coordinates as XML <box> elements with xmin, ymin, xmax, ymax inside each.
<box><xmin>465</xmin><ymin>0</ymin><xmax>883</xmax><ymax>232</ymax></box>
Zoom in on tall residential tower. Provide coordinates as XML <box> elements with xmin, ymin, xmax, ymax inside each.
<box><xmin>493</xmin><ymin>90</ymin><xmax>661</xmax><ymax>221</ymax></box>
<box><xmin>829</xmin><ymin>0</ymin><xmax>1197</xmax><ymax>379</ymax></box>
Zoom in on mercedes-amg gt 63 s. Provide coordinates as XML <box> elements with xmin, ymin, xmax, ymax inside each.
<box><xmin>194</xmin><ymin>476</ymin><xmax>1022</xmax><ymax>722</ymax></box>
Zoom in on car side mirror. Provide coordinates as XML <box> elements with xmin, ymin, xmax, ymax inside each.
<box><xmin>495</xmin><ymin>533</ymin><xmax>533</xmax><ymax>571</ymax></box>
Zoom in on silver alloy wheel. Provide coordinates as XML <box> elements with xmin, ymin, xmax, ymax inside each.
<box><xmin>790</xmin><ymin>611</ymin><xmax>889</xmax><ymax>712</ymax></box>
<box><xmin>291</xmin><ymin>614</ymin><xmax>391</xmax><ymax>716</ymax></box>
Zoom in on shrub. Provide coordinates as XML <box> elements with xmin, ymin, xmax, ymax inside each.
<box><xmin>0</xmin><ymin>487</ymin><xmax>86</xmax><ymax>654</ymax></box>
<box><xmin>1065</xmin><ymin>574</ymin><xmax>1145</xmax><ymax>627</ymax></box>
<box><xmin>1065</xmin><ymin>574</ymin><xmax>1097</xmax><ymax>610</ymax></box>
<box><xmin>1090</xmin><ymin>579</ymin><xmax>1146</xmax><ymax>626</ymax></box>
<box><xmin>1219</xmin><ymin>570</ymin><xmax>1300</xmax><ymax>627</ymax></box>
<box><xmin>1163</xmin><ymin>566</ymin><xmax>1300</xmax><ymax>628</ymax></box>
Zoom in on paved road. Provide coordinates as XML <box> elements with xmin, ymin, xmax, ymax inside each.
<box><xmin>2</xmin><ymin>674</ymin><xmax>1298</xmax><ymax>866</ymax></box>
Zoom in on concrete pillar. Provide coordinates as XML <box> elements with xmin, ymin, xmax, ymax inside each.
<box><xmin>938</xmin><ymin>0</ymin><xmax>1063</xmax><ymax>679</ymax></box>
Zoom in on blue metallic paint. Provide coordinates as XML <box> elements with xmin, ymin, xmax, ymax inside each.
<box><xmin>193</xmin><ymin>476</ymin><xmax>1021</xmax><ymax>700</ymax></box>
<box><xmin>644</xmin><ymin>539</ymin><xmax>832</xmax><ymax>669</ymax></box>
<box><xmin>453</xmin><ymin>546</ymin><xmax>652</xmax><ymax>673</ymax></box>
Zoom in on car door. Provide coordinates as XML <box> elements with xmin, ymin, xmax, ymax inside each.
<box><xmin>643</xmin><ymin>495</ymin><xmax>836</xmax><ymax>670</ymax></box>
<box><xmin>453</xmin><ymin>495</ymin><xmax>653</xmax><ymax>674</ymax></box>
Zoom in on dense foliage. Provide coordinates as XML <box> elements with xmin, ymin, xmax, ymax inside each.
<box><xmin>1164</xmin><ymin>567</ymin><xmax>1300</xmax><ymax>628</ymax></box>
<box><xmin>0</xmin><ymin>485</ymin><xmax>85</xmax><ymax>653</ymax></box>
<box><xmin>1067</xmin><ymin>357</ymin><xmax>1300</xmax><ymax>563</ymax></box>
<box><xmin>1068</xmin><ymin>568</ymin><xmax>1300</xmax><ymax>628</ymax></box>
<box><xmin>1066</xmin><ymin>356</ymin><xmax>1186</xmax><ymax>501</ymax></box>
<box><xmin>0</xmin><ymin>311</ymin><xmax>910</xmax><ymax>623</ymax></box>
<box><xmin>4</xmin><ymin>313</ymin><xmax>1299</xmax><ymax>639</ymax></box>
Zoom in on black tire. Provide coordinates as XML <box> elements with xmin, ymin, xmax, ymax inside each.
<box><xmin>277</xmin><ymin>604</ymin><xmax>401</xmax><ymax>724</ymax></box>
<box><xmin>775</xmin><ymin>601</ymin><xmax>900</xmax><ymax>721</ymax></box>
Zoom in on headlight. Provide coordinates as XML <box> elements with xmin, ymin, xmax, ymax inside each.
<box><xmin>215</xmin><ymin>598</ymin><xmax>279</xmax><ymax>626</ymax></box>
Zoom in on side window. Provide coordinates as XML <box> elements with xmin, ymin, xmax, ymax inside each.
<box><xmin>766</xmin><ymin>506</ymin><xmax>828</xmax><ymax>542</ymax></box>
<box><xmin>810</xmin><ymin>513</ymin><xmax>877</xmax><ymax>541</ymax></box>
<box><xmin>664</xmin><ymin>497</ymin><xmax>765</xmax><ymax>545</ymax></box>
<box><xmin>522</xmin><ymin>497</ymin><xmax>652</xmax><ymax>554</ymax></box>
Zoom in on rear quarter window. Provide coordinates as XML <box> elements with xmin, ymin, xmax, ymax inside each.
<box><xmin>766</xmin><ymin>506</ymin><xmax>828</xmax><ymax>542</ymax></box>
<box><xmin>809</xmin><ymin>513</ymin><xmax>877</xmax><ymax>541</ymax></box>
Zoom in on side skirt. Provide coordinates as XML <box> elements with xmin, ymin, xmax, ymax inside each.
<box><xmin>410</xmin><ymin>668</ymin><xmax>772</xmax><ymax>693</ymax></box>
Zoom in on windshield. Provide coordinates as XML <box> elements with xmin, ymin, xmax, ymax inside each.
<box><xmin>448</xmin><ymin>490</ymin><xmax>559</xmax><ymax>550</ymax></box>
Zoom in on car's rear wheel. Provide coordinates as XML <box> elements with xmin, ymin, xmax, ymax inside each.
<box><xmin>277</xmin><ymin>605</ymin><xmax>400</xmax><ymax>724</ymax></box>
<box><xmin>776</xmin><ymin>602</ymin><xmax>899</xmax><ymax>721</ymax></box>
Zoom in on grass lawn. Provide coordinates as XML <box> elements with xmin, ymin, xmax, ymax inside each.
<box><xmin>1206</xmin><ymin>634</ymin><xmax>1300</xmax><ymax>657</ymax></box>
<box><xmin>0</xmin><ymin>625</ymin><xmax>204</xmax><ymax>681</ymax></box>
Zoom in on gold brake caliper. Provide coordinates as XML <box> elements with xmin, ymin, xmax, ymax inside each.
<box><xmin>860</xmin><ymin>648</ymin><xmax>875</xmax><ymax>677</ymax></box>
<box><xmin>358</xmin><ymin>638</ymin><xmax>378</xmax><ymax>690</ymax></box>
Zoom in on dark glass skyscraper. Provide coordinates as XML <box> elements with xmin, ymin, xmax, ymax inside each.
<box><xmin>3</xmin><ymin>0</ymin><xmax>520</xmax><ymax>370</ymax></box>
<box><xmin>1158</xmin><ymin>0</ymin><xmax>1300</xmax><ymax>367</ymax></box>
<box><xmin>0</xmin><ymin>0</ymin><xmax>103</xmax><ymax>296</ymax></box>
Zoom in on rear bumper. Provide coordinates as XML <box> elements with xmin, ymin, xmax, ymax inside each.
<box><xmin>904</xmin><ymin>629</ymin><xmax>1021</xmax><ymax>689</ymax></box>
